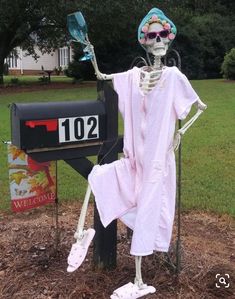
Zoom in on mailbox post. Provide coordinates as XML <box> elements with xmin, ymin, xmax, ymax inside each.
<box><xmin>93</xmin><ymin>81</ymin><xmax>118</xmax><ymax>269</ymax></box>
<box><xmin>11</xmin><ymin>81</ymin><xmax>123</xmax><ymax>270</ymax></box>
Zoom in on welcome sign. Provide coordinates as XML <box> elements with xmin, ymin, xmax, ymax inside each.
<box><xmin>8</xmin><ymin>144</ymin><xmax>56</xmax><ymax>212</ymax></box>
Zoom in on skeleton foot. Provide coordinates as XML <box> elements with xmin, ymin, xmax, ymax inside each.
<box><xmin>110</xmin><ymin>282</ymin><xmax>156</xmax><ymax>299</ymax></box>
<box><xmin>134</xmin><ymin>277</ymin><xmax>147</xmax><ymax>289</ymax></box>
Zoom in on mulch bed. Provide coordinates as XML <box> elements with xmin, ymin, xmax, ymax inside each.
<box><xmin>0</xmin><ymin>203</ymin><xmax>234</xmax><ymax>299</ymax></box>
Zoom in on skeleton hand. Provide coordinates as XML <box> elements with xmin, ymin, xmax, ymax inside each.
<box><xmin>173</xmin><ymin>132</ymin><xmax>181</xmax><ymax>151</ymax></box>
<box><xmin>85</xmin><ymin>42</ymin><xmax>105</xmax><ymax>79</ymax></box>
<box><xmin>196</xmin><ymin>99</ymin><xmax>207</xmax><ymax>110</ymax></box>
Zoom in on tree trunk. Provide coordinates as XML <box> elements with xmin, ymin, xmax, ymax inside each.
<box><xmin>0</xmin><ymin>57</ymin><xmax>4</xmax><ymax>85</ymax></box>
<box><xmin>0</xmin><ymin>41</ymin><xmax>11</xmax><ymax>85</ymax></box>
<box><xmin>0</xmin><ymin>46</ymin><xmax>7</xmax><ymax>85</ymax></box>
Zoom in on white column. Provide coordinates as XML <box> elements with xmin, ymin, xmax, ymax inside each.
<box><xmin>69</xmin><ymin>46</ymin><xmax>73</xmax><ymax>62</ymax></box>
<box><xmin>20</xmin><ymin>48</ymin><xmax>23</xmax><ymax>75</ymax></box>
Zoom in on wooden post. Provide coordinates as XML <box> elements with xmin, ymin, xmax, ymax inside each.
<box><xmin>93</xmin><ymin>81</ymin><xmax>118</xmax><ymax>269</ymax></box>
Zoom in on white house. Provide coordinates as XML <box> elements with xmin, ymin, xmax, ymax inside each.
<box><xmin>6</xmin><ymin>46</ymin><xmax>73</xmax><ymax>75</ymax></box>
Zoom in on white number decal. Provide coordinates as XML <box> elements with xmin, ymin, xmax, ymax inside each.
<box><xmin>58</xmin><ymin>115</ymin><xmax>99</xmax><ymax>143</ymax></box>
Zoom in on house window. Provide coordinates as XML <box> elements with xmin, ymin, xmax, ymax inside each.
<box><xmin>6</xmin><ymin>53</ymin><xmax>18</xmax><ymax>68</ymax></box>
<box><xmin>59</xmin><ymin>47</ymin><xmax>69</xmax><ymax>67</ymax></box>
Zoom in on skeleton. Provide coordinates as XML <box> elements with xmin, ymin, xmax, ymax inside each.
<box><xmin>67</xmin><ymin>8</ymin><xmax>207</xmax><ymax>299</ymax></box>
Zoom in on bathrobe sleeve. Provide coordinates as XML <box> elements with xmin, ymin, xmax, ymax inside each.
<box><xmin>173</xmin><ymin>70</ymin><xmax>200</xmax><ymax>120</ymax></box>
<box><xmin>112</xmin><ymin>69</ymin><xmax>132</xmax><ymax>115</ymax></box>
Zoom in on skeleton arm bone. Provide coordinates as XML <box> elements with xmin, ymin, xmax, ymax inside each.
<box><xmin>87</xmin><ymin>42</ymin><xmax>114</xmax><ymax>80</ymax></box>
<box><xmin>92</xmin><ymin>60</ymin><xmax>114</xmax><ymax>80</ymax></box>
<box><xmin>173</xmin><ymin>99</ymin><xmax>207</xmax><ymax>151</ymax></box>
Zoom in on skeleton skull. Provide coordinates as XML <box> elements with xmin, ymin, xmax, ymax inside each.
<box><xmin>138</xmin><ymin>8</ymin><xmax>177</xmax><ymax>58</ymax></box>
<box><xmin>145</xmin><ymin>22</ymin><xmax>170</xmax><ymax>57</ymax></box>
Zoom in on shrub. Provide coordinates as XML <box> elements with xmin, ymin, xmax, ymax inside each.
<box><xmin>65</xmin><ymin>59</ymin><xmax>95</xmax><ymax>81</ymax></box>
<box><xmin>221</xmin><ymin>48</ymin><xmax>235</xmax><ymax>80</ymax></box>
<box><xmin>3</xmin><ymin>63</ymin><xmax>9</xmax><ymax>75</ymax></box>
<box><xmin>10</xmin><ymin>77</ymin><xmax>19</xmax><ymax>85</ymax></box>
<box><xmin>54</xmin><ymin>66</ymin><xmax>62</xmax><ymax>75</ymax></box>
<box><xmin>38</xmin><ymin>76</ymin><xmax>49</xmax><ymax>84</ymax></box>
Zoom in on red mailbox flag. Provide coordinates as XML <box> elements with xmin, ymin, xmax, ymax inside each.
<box><xmin>8</xmin><ymin>144</ymin><xmax>56</xmax><ymax>212</ymax></box>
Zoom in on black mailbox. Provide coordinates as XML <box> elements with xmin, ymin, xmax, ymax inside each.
<box><xmin>11</xmin><ymin>100</ymin><xmax>106</xmax><ymax>152</ymax></box>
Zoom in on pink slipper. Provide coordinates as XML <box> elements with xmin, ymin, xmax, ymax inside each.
<box><xmin>67</xmin><ymin>228</ymin><xmax>95</xmax><ymax>272</ymax></box>
<box><xmin>110</xmin><ymin>282</ymin><xmax>156</xmax><ymax>299</ymax></box>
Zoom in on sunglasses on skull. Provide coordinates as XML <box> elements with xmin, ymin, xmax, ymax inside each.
<box><xmin>145</xmin><ymin>29</ymin><xmax>170</xmax><ymax>40</ymax></box>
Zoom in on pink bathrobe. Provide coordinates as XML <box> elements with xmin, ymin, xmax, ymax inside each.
<box><xmin>88</xmin><ymin>66</ymin><xmax>199</xmax><ymax>256</ymax></box>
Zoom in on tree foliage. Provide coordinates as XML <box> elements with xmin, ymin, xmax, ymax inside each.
<box><xmin>0</xmin><ymin>0</ymin><xmax>79</xmax><ymax>84</ymax></box>
<box><xmin>174</xmin><ymin>12</ymin><xmax>235</xmax><ymax>78</ymax></box>
<box><xmin>0</xmin><ymin>0</ymin><xmax>234</xmax><ymax>83</ymax></box>
<box><xmin>67</xmin><ymin>0</ymin><xmax>235</xmax><ymax>79</ymax></box>
<box><xmin>221</xmin><ymin>48</ymin><xmax>235</xmax><ymax>80</ymax></box>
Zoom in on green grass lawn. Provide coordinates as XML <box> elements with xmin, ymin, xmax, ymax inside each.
<box><xmin>0</xmin><ymin>79</ymin><xmax>234</xmax><ymax>216</ymax></box>
<box><xmin>181</xmin><ymin>79</ymin><xmax>235</xmax><ymax>216</ymax></box>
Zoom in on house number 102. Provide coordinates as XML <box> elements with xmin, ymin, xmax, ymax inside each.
<box><xmin>58</xmin><ymin>115</ymin><xmax>99</xmax><ymax>143</ymax></box>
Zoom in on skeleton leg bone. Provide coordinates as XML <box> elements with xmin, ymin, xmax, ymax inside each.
<box><xmin>134</xmin><ymin>256</ymin><xmax>147</xmax><ymax>288</ymax></box>
<box><xmin>67</xmin><ymin>184</ymin><xmax>95</xmax><ymax>272</ymax></box>
<box><xmin>110</xmin><ymin>256</ymin><xmax>156</xmax><ymax>298</ymax></box>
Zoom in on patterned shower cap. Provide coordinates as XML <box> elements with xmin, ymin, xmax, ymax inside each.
<box><xmin>138</xmin><ymin>8</ymin><xmax>177</xmax><ymax>48</ymax></box>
